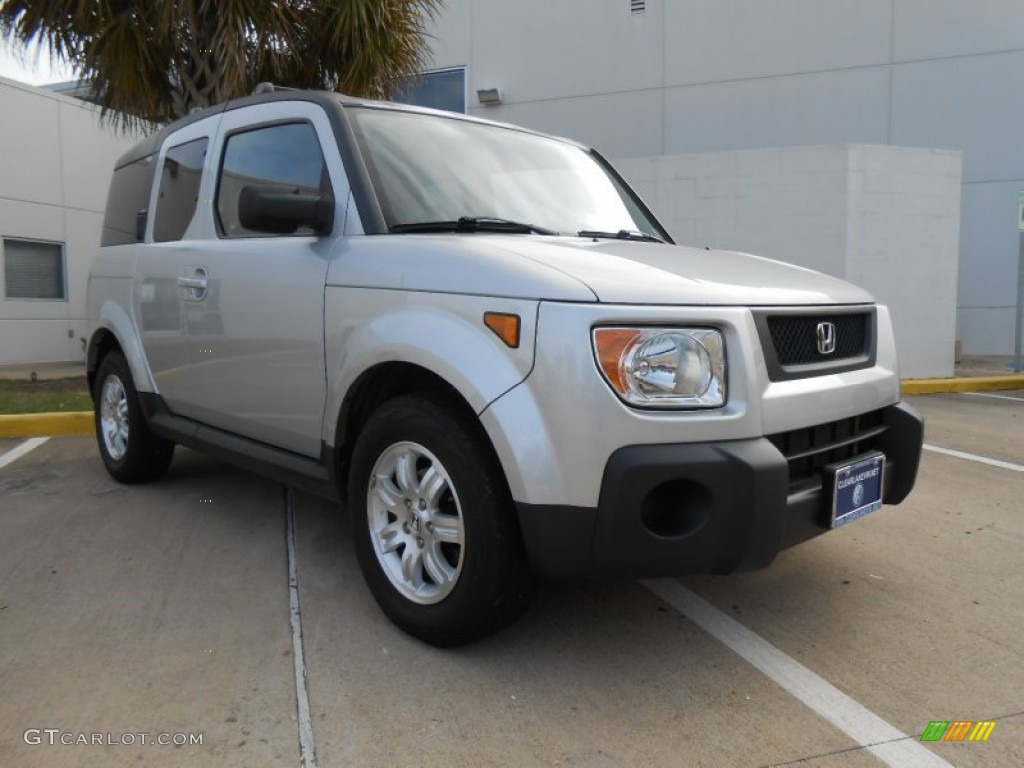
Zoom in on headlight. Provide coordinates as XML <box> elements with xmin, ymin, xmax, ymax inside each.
<box><xmin>592</xmin><ymin>327</ymin><xmax>726</xmax><ymax>408</ymax></box>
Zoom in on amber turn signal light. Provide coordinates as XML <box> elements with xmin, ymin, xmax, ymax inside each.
<box><xmin>484</xmin><ymin>312</ymin><xmax>521</xmax><ymax>348</ymax></box>
<box><xmin>592</xmin><ymin>328</ymin><xmax>642</xmax><ymax>394</ymax></box>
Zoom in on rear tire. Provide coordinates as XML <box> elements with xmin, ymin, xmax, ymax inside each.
<box><xmin>93</xmin><ymin>351</ymin><xmax>174</xmax><ymax>483</ymax></box>
<box><xmin>349</xmin><ymin>392</ymin><xmax>535</xmax><ymax>647</ymax></box>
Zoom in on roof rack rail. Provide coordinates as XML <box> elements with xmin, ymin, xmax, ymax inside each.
<box><xmin>251</xmin><ymin>82</ymin><xmax>302</xmax><ymax>95</ymax></box>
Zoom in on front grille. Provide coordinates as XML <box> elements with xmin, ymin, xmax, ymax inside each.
<box><xmin>767</xmin><ymin>410</ymin><xmax>886</xmax><ymax>490</ymax></box>
<box><xmin>767</xmin><ymin>313</ymin><xmax>868</xmax><ymax>366</ymax></box>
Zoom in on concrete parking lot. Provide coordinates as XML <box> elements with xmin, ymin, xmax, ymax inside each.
<box><xmin>0</xmin><ymin>392</ymin><xmax>1021</xmax><ymax>768</ymax></box>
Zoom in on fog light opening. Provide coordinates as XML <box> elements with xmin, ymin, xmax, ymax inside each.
<box><xmin>639</xmin><ymin>480</ymin><xmax>711</xmax><ymax>538</ymax></box>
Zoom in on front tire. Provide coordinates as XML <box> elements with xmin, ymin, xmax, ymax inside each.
<box><xmin>93</xmin><ymin>351</ymin><xmax>174</xmax><ymax>483</ymax></box>
<box><xmin>349</xmin><ymin>393</ymin><xmax>535</xmax><ymax>647</ymax></box>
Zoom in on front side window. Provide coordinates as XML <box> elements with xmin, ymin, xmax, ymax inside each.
<box><xmin>153</xmin><ymin>137</ymin><xmax>208</xmax><ymax>242</ymax></box>
<box><xmin>3</xmin><ymin>238</ymin><xmax>66</xmax><ymax>300</ymax></box>
<box><xmin>216</xmin><ymin>122</ymin><xmax>328</xmax><ymax>238</ymax></box>
<box><xmin>349</xmin><ymin>108</ymin><xmax>664</xmax><ymax>238</ymax></box>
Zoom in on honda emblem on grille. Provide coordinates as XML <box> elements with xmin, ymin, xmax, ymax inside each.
<box><xmin>816</xmin><ymin>322</ymin><xmax>837</xmax><ymax>355</ymax></box>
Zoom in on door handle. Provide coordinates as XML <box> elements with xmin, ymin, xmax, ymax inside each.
<box><xmin>178</xmin><ymin>268</ymin><xmax>208</xmax><ymax>301</ymax></box>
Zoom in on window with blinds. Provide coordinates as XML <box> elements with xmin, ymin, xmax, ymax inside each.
<box><xmin>3</xmin><ymin>239</ymin><xmax>66</xmax><ymax>300</ymax></box>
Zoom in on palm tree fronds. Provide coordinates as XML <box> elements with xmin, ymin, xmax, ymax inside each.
<box><xmin>0</xmin><ymin>0</ymin><xmax>445</xmax><ymax>127</ymax></box>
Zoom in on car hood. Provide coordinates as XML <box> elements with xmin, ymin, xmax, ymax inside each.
<box><xmin>492</xmin><ymin>237</ymin><xmax>874</xmax><ymax>306</ymax></box>
<box><xmin>333</xmin><ymin>235</ymin><xmax>874</xmax><ymax>306</ymax></box>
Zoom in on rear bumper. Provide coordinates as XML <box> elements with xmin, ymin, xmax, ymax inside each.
<box><xmin>516</xmin><ymin>402</ymin><xmax>923</xmax><ymax>578</ymax></box>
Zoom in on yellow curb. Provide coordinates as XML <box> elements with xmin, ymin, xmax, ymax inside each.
<box><xmin>902</xmin><ymin>375</ymin><xmax>1024</xmax><ymax>395</ymax></box>
<box><xmin>0</xmin><ymin>411</ymin><xmax>94</xmax><ymax>438</ymax></box>
<box><xmin>2</xmin><ymin>377</ymin><xmax>1022</xmax><ymax>436</ymax></box>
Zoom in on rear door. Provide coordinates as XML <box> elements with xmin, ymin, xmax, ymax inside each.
<box><xmin>134</xmin><ymin>116</ymin><xmax>220</xmax><ymax>413</ymax></box>
<box><xmin>171</xmin><ymin>101</ymin><xmax>349</xmax><ymax>457</ymax></box>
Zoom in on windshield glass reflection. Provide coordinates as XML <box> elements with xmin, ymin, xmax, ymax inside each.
<box><xmin>349</xmin><ymin>108</ymin><xmax>663</xmax><ymax>238</ymax></box>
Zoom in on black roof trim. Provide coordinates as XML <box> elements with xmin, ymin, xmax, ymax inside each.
<box><xmin>113</xmin><ymin>90</ymin><xmax>344</xmax><ymax>169</ymax></box>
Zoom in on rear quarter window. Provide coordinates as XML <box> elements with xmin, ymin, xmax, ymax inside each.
<box><xmin>101</xmin><ymin>154</ymin><xmax>155</xmax><ymax>247</ymax></box>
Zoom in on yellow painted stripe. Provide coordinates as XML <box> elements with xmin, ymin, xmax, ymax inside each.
<box><xmin>969</xmin><ymin>721</ymin><xmax>997</xmax><ymax>742</ymax></box>
<box><xmin>0</xmin><ymin>412</ymin><xmax>94</xmax><ymax>438</ymax></box>
<box><xmin>1</xmin><ymin>377</ymin><xmax>1020</xmax><ymax>431</ymax></box>
<box><xmin>902</xmin><ymin>375</ymin><xmax>1024</xmax><ymax>394</ymax></box>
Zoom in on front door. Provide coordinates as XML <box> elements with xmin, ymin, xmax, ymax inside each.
<box><xmin>171</xmin><ymin>102</ymin><xmax>350</xmax><ymax>457</ymax></box>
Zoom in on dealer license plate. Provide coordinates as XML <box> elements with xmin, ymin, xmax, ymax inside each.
<box><xmin>826</xmin><ymin>452</ymin><xmax>885</xmax><ymax>528</ymax></box>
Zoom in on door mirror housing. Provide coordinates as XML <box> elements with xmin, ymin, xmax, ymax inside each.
<box><xmin>237</xmin><ymin>186</ymin><xmax>334</xmax><ymax>235</ymax></box>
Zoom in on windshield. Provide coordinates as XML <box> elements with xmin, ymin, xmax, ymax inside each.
<box><xmin>348</xmin><ymin>107</ymin><xmax>666</xmax><ymax>238</ymax></box>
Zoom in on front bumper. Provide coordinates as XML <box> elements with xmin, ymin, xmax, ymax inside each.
<box><xmin>515</xmin><ymin>401</ymin><xmax>923</xmax><ymax>578</ymax></box>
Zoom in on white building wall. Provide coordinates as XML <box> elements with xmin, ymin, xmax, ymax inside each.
<box><xmin>0</xmin><ymin>76</ymin><xmax>141</xmax><ymax>364</ymax></box>
<box><xmin>617</xmin><ymin>145</ymin><xmax>962</xmax><ymax>378</ymax></box>
<box><xmin>425</xmin><ymin>0</ymin><xmax>1024</xmax><ymax>355</ymax></box>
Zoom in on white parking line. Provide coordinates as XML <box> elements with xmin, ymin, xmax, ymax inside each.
<box><xmin>285</xmin><ymin>488</ymin><xmax>319</xmax><ymax>768</ymax></box>
<box><xmin>923</xmin><ymin>444</ymin><xmax>1024</xmax><ymax>473</ymax></box>
<box><xmin>643</xmin><ymin>580</ymin><xmax>952</xmax><ymax>768</ymax></box>
<box><xmin>0</xmin><ymin>437</ymin><xmax>49</xmax><ymax>471</ymax></box>
<box><xmin>958</xmin><ymin>391</ymin><xmax>1024</xmax><ymax>403</ymax></box>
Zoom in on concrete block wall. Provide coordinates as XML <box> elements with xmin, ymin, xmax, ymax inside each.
<box><xmin>0</xmin><ymin>76</ymin><xmax>142</xmax><ymax>365</ymax></box>
<box><xmin>424</xmin><ymin>0</ymin><xmax>1024</xmax><ymax>354</ymax></box>
<box><xmin>617</xmin><ymin>144</ymin><xmax>962</xmax><ymax>378</ymax></box>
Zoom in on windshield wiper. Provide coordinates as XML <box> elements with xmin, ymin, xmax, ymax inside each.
<box><xmin>578</xmin><ymin>229</ymin><xmax>667</xmax><ymax>244</ymax></box>
<box><xmin>390</xmin><ymin>217</ymin><xmax>558</xmax><ymax>235</ymax></box>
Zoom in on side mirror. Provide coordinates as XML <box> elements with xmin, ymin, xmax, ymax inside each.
<box><xmin>237</xmin><ymin>186</ymin><xmax>334</xmax><ymax>235</ymax></box>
